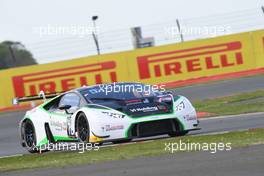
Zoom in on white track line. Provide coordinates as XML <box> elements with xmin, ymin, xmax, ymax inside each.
<box><xmin>0</xmin><ymin>154</ymin><xmax>23</xmax><ymax>159</ymax></box>
<box><xmin>200</xmin><ymin>112</ymin><xmax>264</xmax><ymax>121</ymax></box>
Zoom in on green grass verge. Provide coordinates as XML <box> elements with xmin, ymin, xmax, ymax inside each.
<box><xmin>194</xmin><ymin>90</ymin><xmax>264</xmax><ymax>116</ymax></box>
<box><xmin>1</xmin><ymin>128</ymin><xmax>264</xmax><ymax>172</ymax></box>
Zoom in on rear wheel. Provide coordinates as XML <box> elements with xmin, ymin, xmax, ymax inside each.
<box><xmin>22</xmin><ymin>120</ymin><xmax>38</xmax><ymax>153</ymax></box>
<box><xmin>76</xmin><ymin>113</ymin><xmax>90</xmax><ymax>142</ymax></box>
<box><xmin>168</xmin><ymin>122</ymin><xmax>188</xmax><ymax>137</ymax></box>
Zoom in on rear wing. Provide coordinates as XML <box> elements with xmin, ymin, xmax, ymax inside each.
<box><xmin>12</xmin><ymin>91</ymin><xmax>60</xmax><ymax>105</ymax></box>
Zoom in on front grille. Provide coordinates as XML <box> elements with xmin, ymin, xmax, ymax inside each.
<box><xmin>130</xmin><ymin>119</ymin><xmax>177</xmax><ymax>137</ymax></box>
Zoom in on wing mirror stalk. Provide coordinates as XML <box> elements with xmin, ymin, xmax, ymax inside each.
<box><xmin>59</xmin><ymin>105</ymin><xmax>73</xmax><ymax>114</ymax></box>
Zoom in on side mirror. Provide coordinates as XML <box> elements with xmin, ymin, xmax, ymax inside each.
<box><xmin>164</xmin><ymin>91</ymin><xmax>173</xmax><ymax>95</ymax></box>
<box><xmin>59</xmin><ymin>105</ymin><xmax>72</xmax><ymax>114</ymax></box>
<box><xmin>59</xmin><ymin>104</ymin><xmax>72</xmax><ymax>110</ymax></box>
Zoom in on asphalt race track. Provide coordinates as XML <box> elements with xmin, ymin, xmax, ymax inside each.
<box><xmin>0</xmin><ymin>76</ymin><xmax>264</xmax><ymax>156</ymax></box>
<box><xmin>171</xmin><ymin>75</ymin><xmax>264</xmax><ymax>101</ymax></box>
<box><xmin>0</xmin><ymin>76</ymin><xmax>264</xmax><ymax>157</ymax></box>
<box><xmin>4</xmin><ymin>144</ymin><xmax>264</xmax><ymax>176</ymax></box>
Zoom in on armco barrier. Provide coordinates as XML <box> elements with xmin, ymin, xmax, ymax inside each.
<box><xmin>0</xmin><ymin>29</ymin><xmax>264</xmax><ymax>108</ymax></box>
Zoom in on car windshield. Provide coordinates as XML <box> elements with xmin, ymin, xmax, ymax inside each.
<box><xmin>80</xmin><ymin>83</ymin><xmax>162</xmax><ymax>101</ymax></box>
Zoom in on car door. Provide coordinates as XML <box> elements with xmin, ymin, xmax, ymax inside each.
<box><xmin>49</xmin><ymin>93</ymin><xmax>81</xmax><ymax>139</ymax></box>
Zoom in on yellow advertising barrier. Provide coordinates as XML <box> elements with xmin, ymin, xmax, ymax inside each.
<box><xmin>1</xmin><ymin>29</ymin><xmax>264</xmax><ymax>107</ymax></box>
<box><xmin>0</xmin><ymin>53</ymin><xmax>131</xmax><ymax>107</ymax></box>
<box><xmin>252</xmin><ymin>30</ymin><xmax>264</xmax><ymax>68</ymax></box>
<box><xmin>127</xmin><ymin>32</ymin><xmax>256</xmax><ymax>85</ymax></box>
<box><xmin>0</xmin><ymin>76</ymin><xmax>5</xmax><ymax>107</ymax></box>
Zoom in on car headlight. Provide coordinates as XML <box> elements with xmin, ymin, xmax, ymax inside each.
<box><xmin>101</xmin><ymin>111</ymin><xmax>125</xmax><ymax>119</ymax></box>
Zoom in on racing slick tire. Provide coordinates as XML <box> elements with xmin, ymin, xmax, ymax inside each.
<box><xmin>168</xmin><ymin>121</ymin><xmax>188</xmax><ymax>137</ymax></box>
<box><xmin>76</xmin><ymin>112</ymin><xmax>90</xmax><ymax>143</ymax></box>
<box><xmin>21</xmin><ymin>120</ymin><xmax>38</xmax><ymax>153</ymax></box>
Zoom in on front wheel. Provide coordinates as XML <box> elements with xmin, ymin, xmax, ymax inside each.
<box><xmin>22</xmin><ymin>120</ymin><xmax>38</xmax><ymax>153</ymax></box>
<box><xmin>76</xmin><ymin>113</ymin><xmax>90</xmax><ymax>142</ymax></box>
